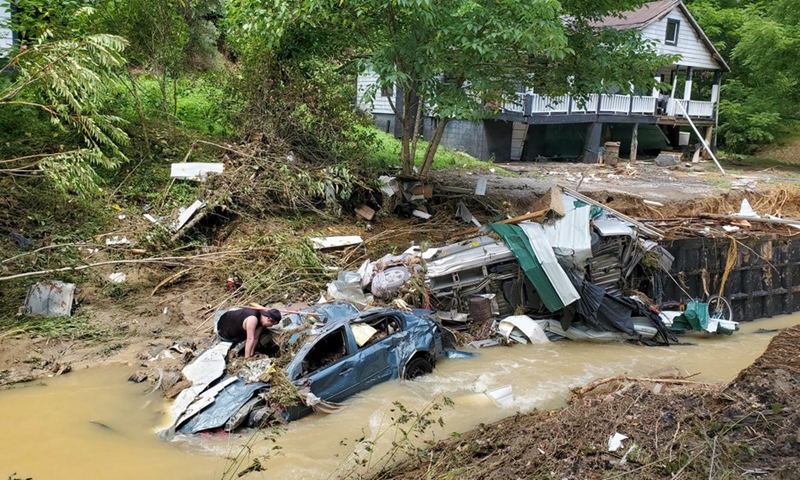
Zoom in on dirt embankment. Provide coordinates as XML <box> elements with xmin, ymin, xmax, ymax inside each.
<box><xmin>376</xmin><ymin>326</ymin><xmax>800</xmax><ymax>480</ymax></box>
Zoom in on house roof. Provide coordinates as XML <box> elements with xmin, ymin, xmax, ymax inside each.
<box><xmin>593</xmin><ymin>0</ymin><xmax>680</xmax><ymax>30</ymax></box>
<box><xmin>593</xmin><ymin>0</ymin><xmax>730</xmax><ymax>72</ymax></box>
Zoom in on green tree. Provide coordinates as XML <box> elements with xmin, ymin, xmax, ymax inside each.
<box><xmin>0</xmin><ymin>30</ymin><xmax>129</xmax><ymax>197</ymax></box>
<box><xmin>228</xmin><ymin>0</ymin><xmax>668</xmax><ymax>176</ymax></box>
<box><xmin>689</xmin><ymin>0</ymin><xmax>798</xmax><ymax>153</ymax></box>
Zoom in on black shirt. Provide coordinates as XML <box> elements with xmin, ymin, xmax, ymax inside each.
<box><xmin>217</xmin><ymin>308</ymin><xmax>261</xmax><ymax>342</ymax></box>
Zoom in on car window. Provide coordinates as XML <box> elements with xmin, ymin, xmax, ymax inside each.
<box><xmin>355</xmin><ymin>315</ymin><xmax>403</xmax><ymax>349</ymax></box>
<box><xmin>300</xmin><ymin>327</ymin><xmax>349</xmax><ymax>377</ymax></box>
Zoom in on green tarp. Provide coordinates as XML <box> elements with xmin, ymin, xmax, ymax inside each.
<box><xmin>490</xmin><ymin>223</ymin><xmax>565</xmax><ymax>312</ymax></box>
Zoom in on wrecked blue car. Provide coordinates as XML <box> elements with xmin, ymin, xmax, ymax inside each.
<box><xmin>174</xmin><ymin>306</ymin><xmax>455</xmax><ymax>434</ymax></box>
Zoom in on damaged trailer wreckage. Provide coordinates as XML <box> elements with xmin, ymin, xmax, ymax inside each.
<box><xmin>421</xmin><ymin>187</ymin><xmax>733</xmax><ymax>344</ymax></box>
<box><xmin>164</xmin><ymin>187</ymin><xmax>742</xmax><ymax>437</ymax></box>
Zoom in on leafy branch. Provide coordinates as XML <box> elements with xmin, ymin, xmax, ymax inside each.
<box><xmin>0</xmin><ymin>32</ymin><xmax>130</xmax><ymax>197</ymax></box>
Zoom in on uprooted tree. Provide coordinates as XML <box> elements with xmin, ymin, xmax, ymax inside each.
<box><xmin>227</xmin><ymin>0</ymin><xmax>670</xmax><ymax>177</ymax></box>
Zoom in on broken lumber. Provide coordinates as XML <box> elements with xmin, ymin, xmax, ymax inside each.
<box><xmin>698</xmin><ymin>213</ymin><xmax>800</xmax><ymax>227</ymax></box>
<box><xmin>561</xmin><ymin>186</ymin><xmax>665</xmax><ymax>239</ymax></box>
<box><xmin>457</xmin><ymin>208</ymin><xmax>549</xmax><ymax>236</ymax></box>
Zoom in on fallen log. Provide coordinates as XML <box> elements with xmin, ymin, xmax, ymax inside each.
<box><xmin>572</xmin><ymin>373</ymin><xmax>702</xmax><ymax>397</ymax></box>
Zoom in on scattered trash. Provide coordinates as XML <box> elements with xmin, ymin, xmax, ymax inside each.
<box><xmin>108</xmin><ymin>272</ymin><xmax>127</xmax><ymax>284</ymax></box>
<box><xmin>722</xmin><ymin>225</ymin><xmax>740</xmax><ymax>232</ymax></box>
<box><xmin>105</xmin><ymin>236</ymin><xmax>130</xmax><ymax>245</ymax></box>
<box><xmin>498</xmin><ymin>316</ymin><xmax>550</xmax><ymax>344</ymax></box>
<box><xmin>305</xmin><ymin>391</ymin><xmax>348</xmax><ymax>414</ymax></box>
<box><xmin>170</xmin><ymin>162</ymin><xmax>224</xmax><ymax>181</ymax></box>
<box><xmin>485</xmin><ymin>385</ymin><xmax>513</xmax><ymax>407</ymax></box>
<box><xmin>608</xmin><ymin>432</ymin><xmax>628</xmax><ymax>452</ymax></box>
<box><xmin>455</xmin><ymin>201</ymin><xmax>481</xmax><ymax>227</ymax></box>
<box><xmin>354</xmin><ymin>204</ymin><xmax>375</xmax><ymax>221</ymax></box>
<box><xmin>475</xmin><ymin>177</ymin><xmax>488</xmax><ymax>196</ymax></box>
<box><xmin>23</xmin><ymin>280</ymin><xmax>76</xmax><ymax>317</ymax></box>
<box><xmin>171</xmin><ymin>200</ymin><xmax>205</xmax><ymax>231</ymax></box>
<box><xmin>11</xmin><ymin>232</ymin><xmax>33</xmax><ymax>248</ymax></box>
<box><xmin>238</xmin><ymin>358</ymin><xmax>274</xmax><ymax>383</ymax></box>
<box><xmin>310</xmin><ymin>235</ymin><xmax>364</xmax><ymax>250</ymax></box>
<box><xmin>118</xmin><ymin>214</ymin><xmax>126</xmax><ymax>220</ymax></box>
<box><xmin>412</xmin><ymin>209</ymin><xmax>432</xmax><ymax>220</ymax></box>
<box><xmin>643</xmin><ymin>200</ymin><xmax>664</xmax><ymax>207</ymax></box>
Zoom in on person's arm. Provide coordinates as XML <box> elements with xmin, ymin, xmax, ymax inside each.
<box><xmin>243</xmin><ymin>316</ymin><xmax>262</xmax><ymax>358</ymax></box>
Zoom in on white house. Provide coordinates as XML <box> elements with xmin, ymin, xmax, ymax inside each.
<box><xmin>0</xmin><ymin>4</ymin><xmax>12</xmax><ymax>56</ymax></box>
<box><xmin>356</xmin><ymin>0</ymin><xmax>729</xmax><ymax>163</ymax></box>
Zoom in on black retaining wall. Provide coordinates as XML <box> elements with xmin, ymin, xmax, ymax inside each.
<box><xmin>632</xmin><ymin>235</ymin><xmax>800</xmax><ymax>322</ymax></box>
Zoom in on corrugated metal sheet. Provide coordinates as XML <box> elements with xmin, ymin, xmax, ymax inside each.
<box><xmin>517</xmin><ymin>223</ymin><xmax>581</xmax><ymax>308</ymax></box>
<box><xmin>541</xmin><ymin>193</ymin><xmax>592</xmax><ymax>269</ymax></box>
<box><xmin>425</xmin><ymin>236</ymin><xmax>514</xmax><ymax>278</ymax></box>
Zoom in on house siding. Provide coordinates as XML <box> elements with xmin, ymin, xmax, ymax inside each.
<box><xmin>0</xmin><ymin>4</ymin><xmax>12</xmax><ymax>54</ymax></box>
<box><xmin>641</xmin><ymin>9</ymin><xmax>719</xmax><ymax>70</ymax></box>
<box><xmin>356</xmin><ymin>71</ymin><xmax>394</xmax><ymax>115</ymax></box>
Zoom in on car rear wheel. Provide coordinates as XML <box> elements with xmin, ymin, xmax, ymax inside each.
<box><xmin>404</xmin><ymin>356</ymin><xmax>433</xmax><ymax>380</ymax></box>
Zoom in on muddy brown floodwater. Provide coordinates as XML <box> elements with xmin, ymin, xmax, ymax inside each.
<box><xmin>2</xmin><ymin>313</ymin><xmax>799</xmax><ymax>480</ymax></box>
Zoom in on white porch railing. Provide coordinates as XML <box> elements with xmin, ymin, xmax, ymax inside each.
<box><xmin>501</xmin><ymin>91</ymin><xmax>527</xmax><ymax>114</ymax></box>
<box><xmin>570</xmin><ymin>94</ymin><xmax>599</xmax><ymax>113</ymax></box>
<box><xmin>530</xmin><ymin>94</ymin><xmax>570</xmax><ymax>114</ymax></box>
<box><xmin>631</xmin><ymin>96</ymin><xmax>657</xmax><ymax>115</ymax></box>
<box><xmin>599</xmin><ymin>94</ymin><xmax>632</xmax><ymax>114</ymax></box>
<box><xmin>666</xmin><ymin>98</ymin><xmax>714</xmax><ymax>118</ymax></box>
<box><xmin>500</xmin><ymin>92</ymin><xmax>714</xmax><ymax>119</ymax></box>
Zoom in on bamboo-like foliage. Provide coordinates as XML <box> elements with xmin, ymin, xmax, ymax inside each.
<box><xmin>0</xmin><ymin>31</ymin><xmax>130</xmax><ymax>197</ymax></box>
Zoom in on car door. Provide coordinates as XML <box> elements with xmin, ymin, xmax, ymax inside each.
<box><xmin>340</xmin><ymin>314</ymin><xmax>407</xmax><ymax>397</ymax></box>
<box><xmin>300</xmin><ymin>326</ymin><xmax>358</xmax><ymax>403</ymax></box>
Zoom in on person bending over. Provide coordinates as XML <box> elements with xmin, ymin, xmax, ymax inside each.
<box><xmin>216</xmin><ymin>308</ymin><xmax>282</xmax><ymax>358</ymax></box>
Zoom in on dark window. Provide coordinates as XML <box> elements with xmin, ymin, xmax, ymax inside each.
<box><xmin>665</xmin><ymin>19</ymin><xmax>680</xmax><ymax>45</ymax></box>
<box><xmin>301</xmin><ymin>327</ymin><xmax>348</xmax><ymax>377</ymax></box>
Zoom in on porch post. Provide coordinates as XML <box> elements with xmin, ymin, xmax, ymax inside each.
<box><xmin>670</xmin><ymin>69</ymin><xmax>679</xmax><ymax>98</ymax></box>
<box><xmin>583</xmin><ymin>122</ymin><xmax>603</xmax><ymax>163</ymax></box>
<box><xmin>683</xmin><ymin>67</ymin><xmax>694</xmax><ymax>100</ymax></box>
<box><xmin>711</xmin><ymin>71</ymin><xmax>721</xmax><ymax>104</ymax></box>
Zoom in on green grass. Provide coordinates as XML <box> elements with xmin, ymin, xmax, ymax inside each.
<box><xmin>0</xmin><ymin>314</ymin><xmax>105</xmax><ymax>340</ymax></box>
<box><xmin>364</xmin><ymin>128</ymin><xmax>504</xmax><ymax>174</ymax></box>
<box><xmin>721</xmin><ymin>153</ymin><xmax>800</xmax><ymax>172</ymax></box>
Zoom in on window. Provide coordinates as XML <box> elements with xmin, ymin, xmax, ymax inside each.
<box><xmin>665</xmin><ymin>19</ymin><xmax>680</xmax><ymax>45</ymax></box>
<box><xmin>354</xmin><ymin>315</ymin><xmax>402</xmax><ymax>349</ymax></box>
<box><xmin>301</xmin><ymin>327</ymin><xmax>348</xmax><ymax>377</ymax></box>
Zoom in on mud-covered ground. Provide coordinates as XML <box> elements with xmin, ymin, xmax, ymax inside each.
<box><xmin>372</xmin><ymin>326</ymin><xmax>800</xmax><ymax>480</ymax></box>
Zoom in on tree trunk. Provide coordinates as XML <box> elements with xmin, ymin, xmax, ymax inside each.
<box><xmin>126</xmin><ymin>71</ymin><xmax>151</xmax><ymax>157</ymax></box>
<box><xmin>630</xmin><ymin>123</ymin><xmax>639</xmax><ymax>163</ymax></box>
<box><xmin>410</xmin><ymin>93</ymin><xmax>424</xmax><ymax>162</ymax></box>
<box><xmin>400</xmin><ymin>87</ymin><xmax>413</xmax><ymax>175</ymax></box>
<box><xmin>419</xmin><ymin>117</ymin><xmax>450</xmax><ymax>178</ymax></box>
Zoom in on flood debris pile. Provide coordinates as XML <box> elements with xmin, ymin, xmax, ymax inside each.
<box><xmin>370</xmin><ymin>326</ymin><xmax>800</xmax><ymax>480</ymax></box>
<box><xmin>327</xmin><ymin>185</ymin><xmax>738</xmax><ymax>349</ymax></box>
